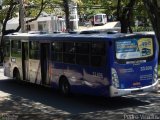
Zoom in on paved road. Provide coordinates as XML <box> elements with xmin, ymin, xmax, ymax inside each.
<box><xmin>0</xmin><ymin>68</ymin><xmax>160</xmax><ymax>120</ymax></box>
<box><xmin>78</xmin><ymin>21</ymin><xmax>120</xmax><ymax>31</ymax></box>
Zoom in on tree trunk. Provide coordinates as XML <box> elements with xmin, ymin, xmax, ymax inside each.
<box><xmin>143</xmin><ymin>0</ymin><xmax>160</xmax><ymax>41</ymax></box>
<box><xmin>0</xmin><ymin>0</ymin><xmax>45</xmax><ymax>62</ymax></box>
<box><xmin>0</xmin><ymin>1</ymin><xmax>16</xmax><ymax>46</ymax></box>
<box><xmin>63</xmin><ymin>0</ymin><xmax>70</xmax><ymax>32</ymax></box>
<box><xmin>116</xmin><ymin>0</ymin><xmax>121</xmax><ymax>21</ymax></box>
<box><xmin>119</xmin><ymin>0</ymin><xmax>136</xmax><ymax>33</ymax></box>
<box><xmin>143</xmin><ymin>0</ymin><xmax>160</xmax><ymax>62</ymax></box>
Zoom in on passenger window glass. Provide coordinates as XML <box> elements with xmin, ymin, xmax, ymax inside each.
<box><xmin>76</xmin><ymin>54</ymin><xmax>89</xmax><ymax>65</ymax></box>
<box><xmin>76</xmin><ymin>42</ymin><xmax>90</xmax><ymax>54</ymax></box>
<box><xmin>63</xmin><ymin>42</ymin><xmax>75</xmax><ymax>64</ymax></box>
<box><xmin>4</xmin><ymin>41</ymin><xmax>10</xmax><ymax>57</ymax></box>
<box><xmin>91</xmin><ymin>56</ymin><xmax>106</xmax><ymax>67</ymax></box>
<box><xmin>11</xmin><ymin>40</ymin><xmax>21</xmax><ymax>57</ymax></box>
<box><xmin>30</xmin><ymin>41</ymin><xmax>39</xmax><ymax>50</ymax></box>
<box><xmin>52</xmin><ymin>42</ymin><xmax>63</xmax><ymax>52</ymax></box>
<box><xmin>29</xmin><ymin>41</ymin><xmax>40</xmax><ymax>59</ymax></box>
<box><xmin>63</xmin><ymin>42</ymin><xmax>75</xmax><ymax>53</ymax></box>
<box><xmin>63</xmin><ymin>53</ymin><xmax>75</xmax><ymax>64</ymax></box>
<box><xmin>91</xmin><ymin>42</ymin><xmax>106</xmax><ymax>67</ymax></box>
<box><xmin>91</xmin><ymin>42</ymin><xmax>105</xmax><ymax>55</ymax></box>
<box><xmin>76</xmin><ymin>42</ymin><xmax>90</xmax><ymax>66</ymax></box>
<box><xmin>51</xmin><ymin>42</ymin><xmax>63</xmax><ymax>62</ymax></box>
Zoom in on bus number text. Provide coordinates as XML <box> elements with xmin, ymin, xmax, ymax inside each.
<box><xmin>92</xmin><ymin>72</ymin><xmax>103</xmax><ymax>78</ymax></box>
<box><xmin>140</xmin><ymin>66</ymin><xmax>152</xmax><ymax>71</ymax></box>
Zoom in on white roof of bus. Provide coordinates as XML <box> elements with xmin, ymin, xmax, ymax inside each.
<box><xmin>4</xmin><ymin>31</ymin><xmax>155</xmax><ymax>42</ymax></box>
<box><xmin>95</xmin><ymin>13</ymin><xmax>106</xmax><ymax>15</ymax></box>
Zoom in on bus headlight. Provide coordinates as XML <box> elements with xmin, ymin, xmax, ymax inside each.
<box><xmin>153</xmin><ymin>64</ymin><xmax>158</xmax><ymax>83</ymax></box>
<box><xmin>112</xmin><ymin>68</ymin><xmax>119</xmax><ymax>88</ymax></box>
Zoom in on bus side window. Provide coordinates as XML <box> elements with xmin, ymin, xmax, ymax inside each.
<box><xmin>4</xmin><ymin>41</ymin><xmax>10</xmax><ymax>57</ymax></box>
<box><xmin>51</xmin><ymin>42</ymin><xmax>63</xmax><ymax>62</ymax></box>
<box><xmin>76</xmin><ymin>42</ymin><xmax>90</xmax><ymax>66</ymax></box>
<box><xmin>29</xmin><ymin>41</ymin><xmax>40</xmax><ymax>59</ymax></box>
<box><xmin>11</xmin><ymin>40</ymin><xmax>21</xmax><ymax>57</ymax></box>
<box><xmin>91</xmin><ymin>42</ymin><xmax>106</xmax><ymax>67</ymax></box>
<box><xmin>63</xmin><ymin>42</ymin><xmax>75</xmax><ymax>64</ymax></box>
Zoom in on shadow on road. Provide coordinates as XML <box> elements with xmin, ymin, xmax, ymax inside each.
<box><xmin>0</xmin><ymin>79</ymin><xmax>150</xmax><ymax>115</ymax></box>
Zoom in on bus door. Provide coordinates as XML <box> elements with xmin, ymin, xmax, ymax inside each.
<box><xmin>40</xmin><ymin>43</ymin><xmax>50</xmax><ymax>85</ymax></box>
<box><xmin>22</xmin><ymin>42</ymin><xmax>29</xmax><ymax>80</ymax></box>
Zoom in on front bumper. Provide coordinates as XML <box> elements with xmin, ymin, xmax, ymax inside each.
<box><xmin>110</xmin><ymin>80</ymin><xmax>159</xmax><ymax>97</ymax></box>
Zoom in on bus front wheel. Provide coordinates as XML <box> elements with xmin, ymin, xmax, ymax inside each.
<box><xmin>59</xmin><ymin>78</ymin><xmax>71</xmax><ymax>96</ymax></box>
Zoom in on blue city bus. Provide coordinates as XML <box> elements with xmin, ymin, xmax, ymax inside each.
<box><xmin>3</xmin><ymin>32</ymin><xmax>159</xmax><ymax>97</ymax></box>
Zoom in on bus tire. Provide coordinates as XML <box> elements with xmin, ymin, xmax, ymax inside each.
<box><xmin>59</xmin><ymin>77</ymin><xmax>71</xmax><ymax>96</ymax></box>
<box><xmin>13</xmin><ymin>68</ymin><xmax>21</xmax><ymax>81</ymax></box>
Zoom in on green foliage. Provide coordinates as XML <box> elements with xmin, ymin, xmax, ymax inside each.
<box><xmin>0</xmin><ymin>0</ymin><xmax>153</xmax><ymax>30</ymax></box>
<box><xmin>132</xmin><ymin>26</ymin><xmax>153</xmax><ymax>32</ymax></box>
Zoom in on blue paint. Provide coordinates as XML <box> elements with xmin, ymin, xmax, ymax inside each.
<box><xmin>4</xmin><ymin>32</ymin><xmax>158</xmax><ymax>97</ymax></box>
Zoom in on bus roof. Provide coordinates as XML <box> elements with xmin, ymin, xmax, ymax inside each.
<box><xmin>4</xmin><ymin>31</ymin><xmax>155</xmax><ymax>42</ymax></box>
<box><xmin>95</xmin><ymin>13</ymin><xmax>106</xmax><ymax>15</ymax></box>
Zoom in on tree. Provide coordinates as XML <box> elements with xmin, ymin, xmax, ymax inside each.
<box><xmin>143</xmin><ymin>0</ymin><xmax>160</xmax><ymax>61</ymax></box>
<box><xmin>0</xmin><ymin>0</ymin><xmax>58</xmax><ymax>62</ymax></box>
<box><xmin>116</xmin><ymin>0</ymin><xmax>136</xmax><ymax>33</ymax></box>
<box><xmin>63</xmin><ymin>0</ymin><xmax>70</xmax><ymax>31</ymax></box>
<box><xmin>143</xmin><ymin>0</ymin><xmax>160</xmax><ymax>43</ymax></box>
<box><xmin>0</xmin><ymin>0</ymin><xmax>56</xmax><ymax>46</ymax></box>
<box><xmin>78</xmin><ymin>0</ymin><xmax>137</xmax><ymax>33</ymax></box>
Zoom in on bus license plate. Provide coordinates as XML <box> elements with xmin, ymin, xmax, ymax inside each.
<box><xmin>131</xmin><ymin>89</ymin><xmax>143</xmax><ymax>93</ymax></box>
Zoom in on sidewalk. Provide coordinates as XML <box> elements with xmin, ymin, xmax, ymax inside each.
<box><xmin>0</xmin><ymin>67</ymin><xmax>9</xmax><ymax>79</ymax></box>
<box><xmin>78</xmin><ymin>21</ymin><xmax>121</xmax><ymax>32</ymax></box>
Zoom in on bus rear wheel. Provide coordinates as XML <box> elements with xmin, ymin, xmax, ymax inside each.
<box><xmin>13</xmin><ymin>69</ymin><xmax>21</xmax><ymax>81</ymax></box>
<box><xmin>59</xmin><ymin>78</ymin><xmax>71</xmax><ymax>96</ymax></box>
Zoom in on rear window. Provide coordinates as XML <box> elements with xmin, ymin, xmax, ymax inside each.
<box><xmin>115</xmin><ymin>37</ymin><xmax>154</xmax><ymax>60</ymax></box>
<box><xmin>95</xmin><ymin>15</ymin><xmax>102</xmax><ymax>22</ymax></box>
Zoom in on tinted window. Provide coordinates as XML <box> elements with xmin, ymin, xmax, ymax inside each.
<box><xmin>63</xmin><ymin>53</ymin><xmax>75</xmax><ymax>64</ymax></box>
<box><xmin>51</xmin><ymin>42</ymin><xmax>63</xmax><ymax>62</ymax></box>
<box><xmin>63</xmin><ymin>42</ymin><xmax>75</xmax><ymax>64</ymax></box>
<box><xmin>4</xmin><ymin>41</ymin><xmax>10</xmax><ymax>57</ymax></box>
<box><xmin>76</xmin><ymin>42</ymin><xmax>90</xmax><ymax>65</ymax></box>
<box><xmin>91</xmin><ymin>56</ymin><xmax>106</xmax><ymax>67</ymax></box>
<box><xmin>91</xmin><ymin>42</ymin><xmax>106</xmax><ymax>67</ymax></box>
<box><xmin>76</xmin><ymin>54</ymin><xmax>89</xmax><ymax>65</ymax></box>
<box><xmin>29</xmin><ymin>41</ymin><xmax>40</xmax><ymax>59</ymax></box>
<box><xmin>52</xmin><ymin>42</ymin><xmax>63</xmax><ymax>52</ymax></box>
<box><xmin>91</xmin><ymin>42</ymin><xmax>105</xmax><ymax>55</ymax></box>
<box><xmin>30</xmin><ymin>41</ymin><xmax>39</xmax><ymax>50</ymax></box>
<box><xmin>11</xmin><ymin>40</ymin><xmax>21</xmax><ymax>57</ymax></box>
<box><xmin>63</xmin><ymin>42</ymin><xmax>75</xmax><ymax>53</ymax></box>
<box><xmin>76</xmin><ymin>42</ymin><xmax>90</xmax><ymax>54</ymax></box>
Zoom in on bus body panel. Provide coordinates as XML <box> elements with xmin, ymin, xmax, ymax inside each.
<box><xmin>10</xmin><ymin>57</ymin><xmax>23</xmax><ymax>79</ymax></box>
<box><xmin>50</xmin><ymin>62</ymin><xmax>110</xmax><ymax>96</ymax></box>
<box><xmin>112</xmin><ymin>61</ymin><xmax>157</xmax><ymax>89</ymax></box>
<box><xmin>4</xmin><ymin>57</ymin><xmax>11</xmax><ymax>77</ymax></box>
<box><xmin>110</xmin><ymin>35</ymin><xmax>159</xmax><ymax>97</ymax></box>
<box><xmin>3</xmin><ymin>33</ymin><xmax>158</xmax><ymax>97</ymax></box>
<box><xmin>29</xmin><ymin>59</ymin><xmax>41</xmax><ymax>84</ymax></box>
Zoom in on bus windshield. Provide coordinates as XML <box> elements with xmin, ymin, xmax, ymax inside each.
<box><xmin>115</xmin><ymin>37</ymin><xmax>154</xmax><ymax>60</ymax></box>
<box><xmin>95</xmin><ymin>15</ymin><xmax>102</xmax><ymax>22</ymax></box>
